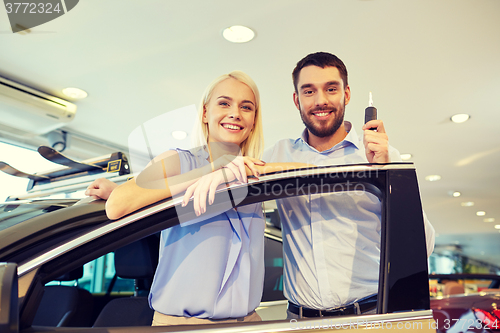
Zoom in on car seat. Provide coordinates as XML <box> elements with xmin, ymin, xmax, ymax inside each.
<box><xmin>32</xmin><ymin>267</ymin><xmax>94</xmax><ymax>327</ymax></box>
<box><xmin>443</xmin><ymin>281</ymin><xmax>465</xmax><ymax>295</ymax></box>
<box><xmin>93</xmin><ymin>234</ymin><xmax>159</xmax><ymax>327</ymax></box>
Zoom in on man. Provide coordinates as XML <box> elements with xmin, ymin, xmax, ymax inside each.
<box><xmin>262</xmin><ymin>52</ymin><xmax>435</xmax><ymax>319</ymax></box>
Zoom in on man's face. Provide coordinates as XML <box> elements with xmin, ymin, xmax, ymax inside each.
<box><xmin>293</xmin><ymin>65</ymin><xmax>351</xmax><ymax>138</ymax></box>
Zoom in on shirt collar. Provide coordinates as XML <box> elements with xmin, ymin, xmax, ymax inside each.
<box><xmin>295</xmin><ymin>121</ymin><xmax>362</xmax><ymax>153</ymax></box>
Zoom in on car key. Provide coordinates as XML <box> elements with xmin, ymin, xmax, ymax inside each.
<box><xmin>364</xmin><ymin>92</ymin><xmax>377</xmax><ymax>130</ymax></box>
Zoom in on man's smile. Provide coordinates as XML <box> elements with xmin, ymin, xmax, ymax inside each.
<box><xmin>311</xmin><ymin>109</ymin><xmax>335</xmax><ymax>120</ymax></box>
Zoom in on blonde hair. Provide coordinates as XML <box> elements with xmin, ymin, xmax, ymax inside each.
<box><xmin>192</xmin><ymin>70</ymin><xmax>263</xmax><ymax>159</ymax></box>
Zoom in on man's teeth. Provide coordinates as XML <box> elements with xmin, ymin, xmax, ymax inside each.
<box><xmin>223</xmin><ymin>124</ymin><xmax>242</xmax><ymax>130</ymax></box>
<box><xmin>314</xmin><ymin>112</ymin><xmax>330</xmax><ymax>117</ymax></box>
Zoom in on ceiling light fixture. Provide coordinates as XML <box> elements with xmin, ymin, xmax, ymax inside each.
<box><xmin>484</xmin><ymin>218</ymin><xmax>495</xmax><ymax>223</ymax></box>
<box><xmin>400</xmin><ymin>153</ymin><xmax>412</xmax><ymax>160</ymax></box>
<box><xmin>425</xmin><ymin>175</ymin><xmax>441</xmax><ymax>182</ymax></box>
<box><xmin>222</xmin><ymin>25</ymin><xmax>255</xmax><ymax>43</ymax></box>
<box><xmin>450</xmin><ymin>114</ymin><xmax>470</xmax><ymax>123</ymax></box>
<box><xmin>460</xmin><ymin>201</ymin><xmax>474</xmax><ymax>207</ymax></box>
<box><xmin>448</xmin><ymin>191</ymin><xmax>461</xmax><ymax>197</ymax></box>
<box><xmin>495</xmin><ymin>225</ymin><xmax>500</xmax><ymax>230</ymax></box>
<box><xmin>476</xmin><ymin>211</ymin><xmax>486</xmax><ymax>216</ymax></box>
<box><xmin>62</xmin><ymin>87</ymin><xmax>88</xmax><ymax>99</ymax></box>
<box><xmin>172</xmin><ymin>130</ymin><xmax>187</xmax><ymax>140</ymax></box>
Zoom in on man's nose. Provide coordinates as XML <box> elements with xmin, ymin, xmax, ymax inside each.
<box><xmin>315</xmin><ymin>90</ymin><xmax>328</xmax><ymax>106</ymax></box>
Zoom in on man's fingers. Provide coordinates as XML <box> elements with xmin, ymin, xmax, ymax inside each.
<box><xmin>363</xmin><ymin>120</ymin><xmax>386</xmax><ymax>133</ymax></box>
<box><xmin>364</xmin><ymin>132</ymin><xmax>388</xmax><ymax>145</ymax></box>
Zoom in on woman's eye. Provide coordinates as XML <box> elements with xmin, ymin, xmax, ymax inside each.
<box><xmin>219</xmin><ymin>101</ymin><xmax>229</xmax><ymax>107</ymax></box>
<box><xmin>241</xmin><ymin>105</ymin><xmax>253</xmax><ymax>111</ymax></box>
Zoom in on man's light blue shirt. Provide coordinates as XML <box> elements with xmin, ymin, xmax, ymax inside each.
<box><xmin>263</xmin><ymin>121</ymin><xmax>434</xmax><ymax>310</ymax></box>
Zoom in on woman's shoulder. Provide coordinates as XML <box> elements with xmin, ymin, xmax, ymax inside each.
<box><xmin>152</xmin><ymin>149</ymin><xmax>179</xmax><ymax>162</ymax></box>
<box><xmin>173</xmin><ymin>146</ymin><xmax>210</xmax><ymax>171</ymax></box>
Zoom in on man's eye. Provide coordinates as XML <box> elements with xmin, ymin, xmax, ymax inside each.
<box><xmin>303</xmin><ymin>90</ymin><xmax>313</xmax><ymax>95</ymax></box>
<box><xmin>327</xmin><ymin>87</ymin><xmax>337</xmax><ymax>92</ymax></box>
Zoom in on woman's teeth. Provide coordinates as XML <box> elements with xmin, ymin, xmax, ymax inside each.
<box><xmin>223</xmin><ymin>124</ymin><xmax>242</xmax><ymax>130</ymax></box>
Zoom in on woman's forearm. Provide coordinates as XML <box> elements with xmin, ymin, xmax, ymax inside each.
<box><xmin>106</xmin><ymin>162</ymin><xmax>314</xmax><ymax>220</ymax></box>
<box><xmin>106</xmin><ymin>167</ymin><xmax>212</xmax><ymax>220</ymax></box>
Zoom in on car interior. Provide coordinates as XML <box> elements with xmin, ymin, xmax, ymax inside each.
<box><xmin>30</xmin><ymin>204</ymin><xmax>286</xmax><ymax>328</ymax></box>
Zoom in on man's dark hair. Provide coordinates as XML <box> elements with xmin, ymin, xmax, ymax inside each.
<box><xmin>292</xmin><ymin>52</ymin><xmax>348</xmax><ymax>92</ymax></box>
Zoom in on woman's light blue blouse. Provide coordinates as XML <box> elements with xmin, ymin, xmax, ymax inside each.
<box><xmin>148</xmin><ymin>148</ymin><xmax>265</xmax><ymax>319</ymax></box>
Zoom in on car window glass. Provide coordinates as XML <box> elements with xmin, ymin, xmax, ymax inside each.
<box><xmin>0</xmin><ymin>204</ymin><xmax>65</xmax><ymax>231</ymax></box>
<box><xmin>37</xmin><ymin>185</ymin><xmax>383</xmax><ymax>327</ymax></box>
<box><xmin>46</xmin><ymin>253</ymin><xmax>135</xmax><ymax>294</ymax></box>
<box><xmin>262</xmin><ymin>236</ymin><xmax>285</xmax><ymax>302</ymax></box>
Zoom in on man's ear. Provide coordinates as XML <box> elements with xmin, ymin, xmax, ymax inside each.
<box><xmin>344</xmin><ymin>85</ymin><xmax>351</xmax><ymax>106</ymax></box>
<box><xmin>293</xmin><ymin>91</ymin><xmax>300</xmax><ymax>110</ymax></box>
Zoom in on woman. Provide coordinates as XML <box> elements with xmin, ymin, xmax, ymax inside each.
<box><xmin>88</xmin><ymin>71</ymin><xmax>267</xmax><ymax>325</ymax></box>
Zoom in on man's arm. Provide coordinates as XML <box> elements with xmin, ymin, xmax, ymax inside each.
<box><xmin>252</xmin><ymin>162</ymin><xmax>314</xmax><ymax>176</ymax></box>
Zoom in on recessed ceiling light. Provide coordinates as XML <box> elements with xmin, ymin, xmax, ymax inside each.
<box><xmin>400</xmin><ymin>153</ymin><xmax>412</xmax><ymax>160</ymax></box>
<box><xmin>461</xmin><ymin>201</ymin><xmax>474</xmax><ymax>207</ymax></box>
<box><xmin>62</xmin><ymin>87</ymin><xmax>88</xmax><ymax>99</ymax></box>
<box><xmin>222</xmin><ymin>25</ymin><xmax>255</xmax><ymax>43</ymax></box>
<box><xmin>495</xmin><ymin>225</ymin><xmax>500</xmax><ymax>229</ymax></box>
<box><xmin>450</xmin><ymin>114</ymin><xmax>470</xmax><ymax>123</ymax></box>
<box><xmin>172</xmin><ymin>130</ymin><xmax>187</xmax><ymax>140</ymax></box>
<box><xmin>476</xmin><ymin>211</ymin><xmax>486</xmax><ymax>216</ymax></box>
<box><xmin>484</xmin><ymin>218</ymin><xmax>495</xmax><ymax>223</ymax></box>
<box><xmin>425</xmin><ymin>175</ymin><xmax>441</xmax><ymax>182</ymax></box>
<box><xmin>448</xmin><ymin>191</ymin><xmax>461</xmax><ymax>197</ymax></box>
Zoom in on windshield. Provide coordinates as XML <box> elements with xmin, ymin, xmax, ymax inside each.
<box><xmin>0</xmin><ymin>203</ymin><xmax>67</xmax><ymax>232</ymax></box>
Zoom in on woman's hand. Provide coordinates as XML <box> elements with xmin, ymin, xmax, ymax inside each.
<box><xmin>181</xmin><ymin>156</ymin><xmax>264</xmax><ymax>216</ymax></box>
<box><xmin>181</xmin><ymin>167</ymin><xmax>236</xmax><ymax>216</ymax></box>
<box><xmin>212</xmin><ymin>155</ymin><xmax>264</xmax><ymax>183</ymax></box>
<box><xmin>85</xmin><ymin>178</ymin><xmax>118</xmax><ymax>200</ymax></box>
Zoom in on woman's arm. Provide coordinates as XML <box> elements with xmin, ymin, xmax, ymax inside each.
<box><xmin>106</xmin><ymin>150</ymin><xmax>210</xmax><ymax>220</ymax></box>
<box><xmin>105</xmin><ymin>152</ymin><xmax>267</xmax><ymax>220</ymax></box>
<box><xmin>182</xmin><ymin>162</ymin><xmax>315</xmax><ymax>216</ymax></box>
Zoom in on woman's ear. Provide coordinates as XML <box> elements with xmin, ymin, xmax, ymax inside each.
<box><xmin>202</xmin><ymin>105</ymin><xmax>208</xmax><ymax>124</ymax></box>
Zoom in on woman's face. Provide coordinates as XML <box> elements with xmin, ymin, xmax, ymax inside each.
<box><xmin>203</xmin><ymin>78</ymin><xmax>256</xmax><ymax>147</ymax></box>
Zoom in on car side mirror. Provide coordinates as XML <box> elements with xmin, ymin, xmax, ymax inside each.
<box><xmin>0</xmin><ymin>263</ymin><xmax>18</xmax><ymax>333</ymax></box>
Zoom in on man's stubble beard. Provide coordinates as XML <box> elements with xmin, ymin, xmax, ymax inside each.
<box><xmin>299</xmin><ymin>98</ymin><xmax>346</xmax><ymax>138</ymax></box>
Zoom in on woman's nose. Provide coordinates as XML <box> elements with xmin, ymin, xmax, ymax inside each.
<box><xmin>227</xmin><ymin>106</ymin><xmax>242</xmax><ymax>119</ymax></box>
